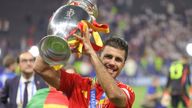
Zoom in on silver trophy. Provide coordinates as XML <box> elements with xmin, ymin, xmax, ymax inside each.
<box><xmin>39</xmin><ymin>0</ymin><xmax>98</xmax><ymax>66</ymax></box>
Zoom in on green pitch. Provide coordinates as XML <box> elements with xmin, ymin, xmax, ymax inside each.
<box><xmin>132</xmin><ymin>86</ymin><xmax>146</xmax><ymax>108</ymax></box>
<box><xmin>132</xmin><ymin>86</ymin><xmax>183</xmax><ymax>108</ymax></box>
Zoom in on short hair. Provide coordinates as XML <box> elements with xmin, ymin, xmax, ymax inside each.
<box><xmin>3</xmin><ymin>54</ymin><xmax>16</xmax><ymax>68</ymax></box>
<box><xmin>104</xmin><ymin>37</ymin><xmax>128</xmax><ymax>61</ymax></box>
<box><xmin>17</xmin><ymin>51</ymin><xmax>35</xmax><ymax>63</ymax></box>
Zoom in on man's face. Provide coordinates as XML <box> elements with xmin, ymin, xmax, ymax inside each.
<box><xmin>19</xmin><ymin>52</ymin><xmax>35</xmax><ymax>74</ymax></box>
<box><xmin>100</xmin><ymin>46</ymin><xmax>126</xmax><ymax>78</ymax></box>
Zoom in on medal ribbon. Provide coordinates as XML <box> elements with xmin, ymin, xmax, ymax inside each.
<box><xmin>90</xmin><ymin>77</ymin><xmax>97</xmax><ymax>108</ymax></box>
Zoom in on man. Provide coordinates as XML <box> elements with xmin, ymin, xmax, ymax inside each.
<box><xmin>33</xmin><ymin>28</ymin><xmax>135</xmax><ymax>108</ymax></box>
<box><xmin>0</xmin><ymin>54</ymin><xmax>17</xmax><ymax>91</ymax></box>
<box><xmin>165</xmin><ymin>55</ymin><xmax>192</xmax><ymax>108</ymax></box>
<box><xmin>0</xmin><ymin>51</ymin><xmax>48</xmax><ymax>108</ymax></box>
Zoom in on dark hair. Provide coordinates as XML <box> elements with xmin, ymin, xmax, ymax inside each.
<box><xmin>104</xmin><ymin>37</ymin><xmax>128</xmax><ymax>61</ymax></box>
<box><xmin>17</xmin><ymin>51</ymin><xmax>35</xmax><ymax>63</ymax></box>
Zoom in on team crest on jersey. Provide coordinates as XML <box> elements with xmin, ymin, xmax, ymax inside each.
<box><xmin>82</xmin><ymin>90</ymin><xmax>88</xmax><ymax>99</ymax></box>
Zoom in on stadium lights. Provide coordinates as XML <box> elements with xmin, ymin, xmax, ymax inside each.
<box><xmin>186</xmin><ymin>43</ymin><xmax>192</xmax><ymax>57</ymax></box>
<box><xmin>28</xmin><ymin>46</ymin><xmax>39</xmax><ymax>57</ymax></box>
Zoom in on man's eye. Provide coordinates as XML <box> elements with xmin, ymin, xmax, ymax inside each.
<box><xmin>104</xmin><ymin>55</ymin><xmax>113</xmax><ymax>59</ymax></box>
<box><xmin>21</xmin><ymin>60</ymin><xmax>27</xmax><ymax>62</ymax></box>
<box><xmin>115</xmin><ymin>57</ymin><xmax>123</xmax><ymax>62</ymax></box>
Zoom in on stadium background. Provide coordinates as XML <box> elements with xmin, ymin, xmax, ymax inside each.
<box><xmin>0</xmin><ymin>0</ymin><xmax>192</xmax><ymax>107</ymax></box>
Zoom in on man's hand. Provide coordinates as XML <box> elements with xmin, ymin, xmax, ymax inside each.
<box><xmin>82</xmin><ymin>28</ymin><xmax>96</xmax><ymax>55</ymax></box>
<box><xmin>73</xmin><ymin>28</ymin><xmax>96</xmax><ymax>56</ymax></box>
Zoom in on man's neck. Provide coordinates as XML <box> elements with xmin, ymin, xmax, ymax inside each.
<box><xmin>22</xmin><ymin>73</ymin><xmax>34</xmax><ymax>80</ymax></box>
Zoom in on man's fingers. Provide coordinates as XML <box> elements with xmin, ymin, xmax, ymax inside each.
<box><xmin>72</xmin><ymin>34</ymin><xmax>83</xmax><ymax>40</ymax></box>
<box><xmin>82</xmin><ymin>27</ymin><xmax>90</xmax><ymax>41</ymax></box>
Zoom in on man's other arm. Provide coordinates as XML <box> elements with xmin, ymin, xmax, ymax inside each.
<box><xmin>33</xmin><ymin>56</ymin><xmax>60</xmax><ymax>89</ymax></box>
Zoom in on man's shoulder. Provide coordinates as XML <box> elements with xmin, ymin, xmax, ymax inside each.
<box><xmin>4</xmin><ymin>75</ymin><xmax>19</xmax><ymax>87</ymax></box>
<box><xmin>34</xmin><ymin>73</ymin><xmax>48</xmax><ymax>87</ymax></box>
<box><xmin>6</xmin><ymin>75</ymin><xmax>19</xmax><ymax>82</ymax></box>
<box><xmin>116</xmin><ymin>81</ymin><xmax>130</xmax><ymax>88</ymax></box>
<box><xmin>116</xmin><ymin>81</ymin><xmax>135</xmax><ymax>107</ymax></box>
<box><xmin>117</xmin><ymin>81</ymin><xmax>135</xmax><ymax>94</ymax></box>
<box><xmin>34</xmin><ymin>73</ymin><xmax>42</xmax><ymax>79</ymax></box>
<box><xmin>34</xmin><ymin>73</ymin><xmax>48</xmax><ymax>81</ymax></box>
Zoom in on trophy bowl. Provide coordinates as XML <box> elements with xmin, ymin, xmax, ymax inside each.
<box><xmin>39</xmin><ymin>0</ymin><xmax>97</xmax><ymax>66</ymax></box>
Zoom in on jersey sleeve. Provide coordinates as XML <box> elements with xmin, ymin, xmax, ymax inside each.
<box><xmin>58</xmin><ymin>68</ymin><xmax>91</xmax><ymax>96</ymax></box>
<box><xmin>58</xmin><ymin>68</ymin><xmax>83</xmax><ymax>95</ymax></box>
<box><xmin>119</xmin><ymin>83</ymin><xmax>135</xmax><ymax>108</ymax></box>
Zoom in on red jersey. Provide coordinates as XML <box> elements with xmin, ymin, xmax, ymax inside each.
<box><xmin>59</xmin><ymin>69</ymin><xmax>135</xmax><ymax>108</ymax></box>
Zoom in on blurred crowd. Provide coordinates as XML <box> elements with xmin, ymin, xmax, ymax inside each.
<box><xmin>0</xmin><ymin>1</ymin><xmax>192</xmax><ymax>108</ymax></box>
<box><xmin>97</xmin><ymin>0</ymin><xmax>192</xmax><ymax>77</ymax></box>
<box><xmin>0</xmin><ymin>0</ymin><xmax>192</xmax><ymax>79</ymax></box>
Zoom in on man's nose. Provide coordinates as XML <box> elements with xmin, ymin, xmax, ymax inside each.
<box><xmin>109</xmin><ymin>58</ymin><xmax>116</xmax><ymax>65</ymax></box>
